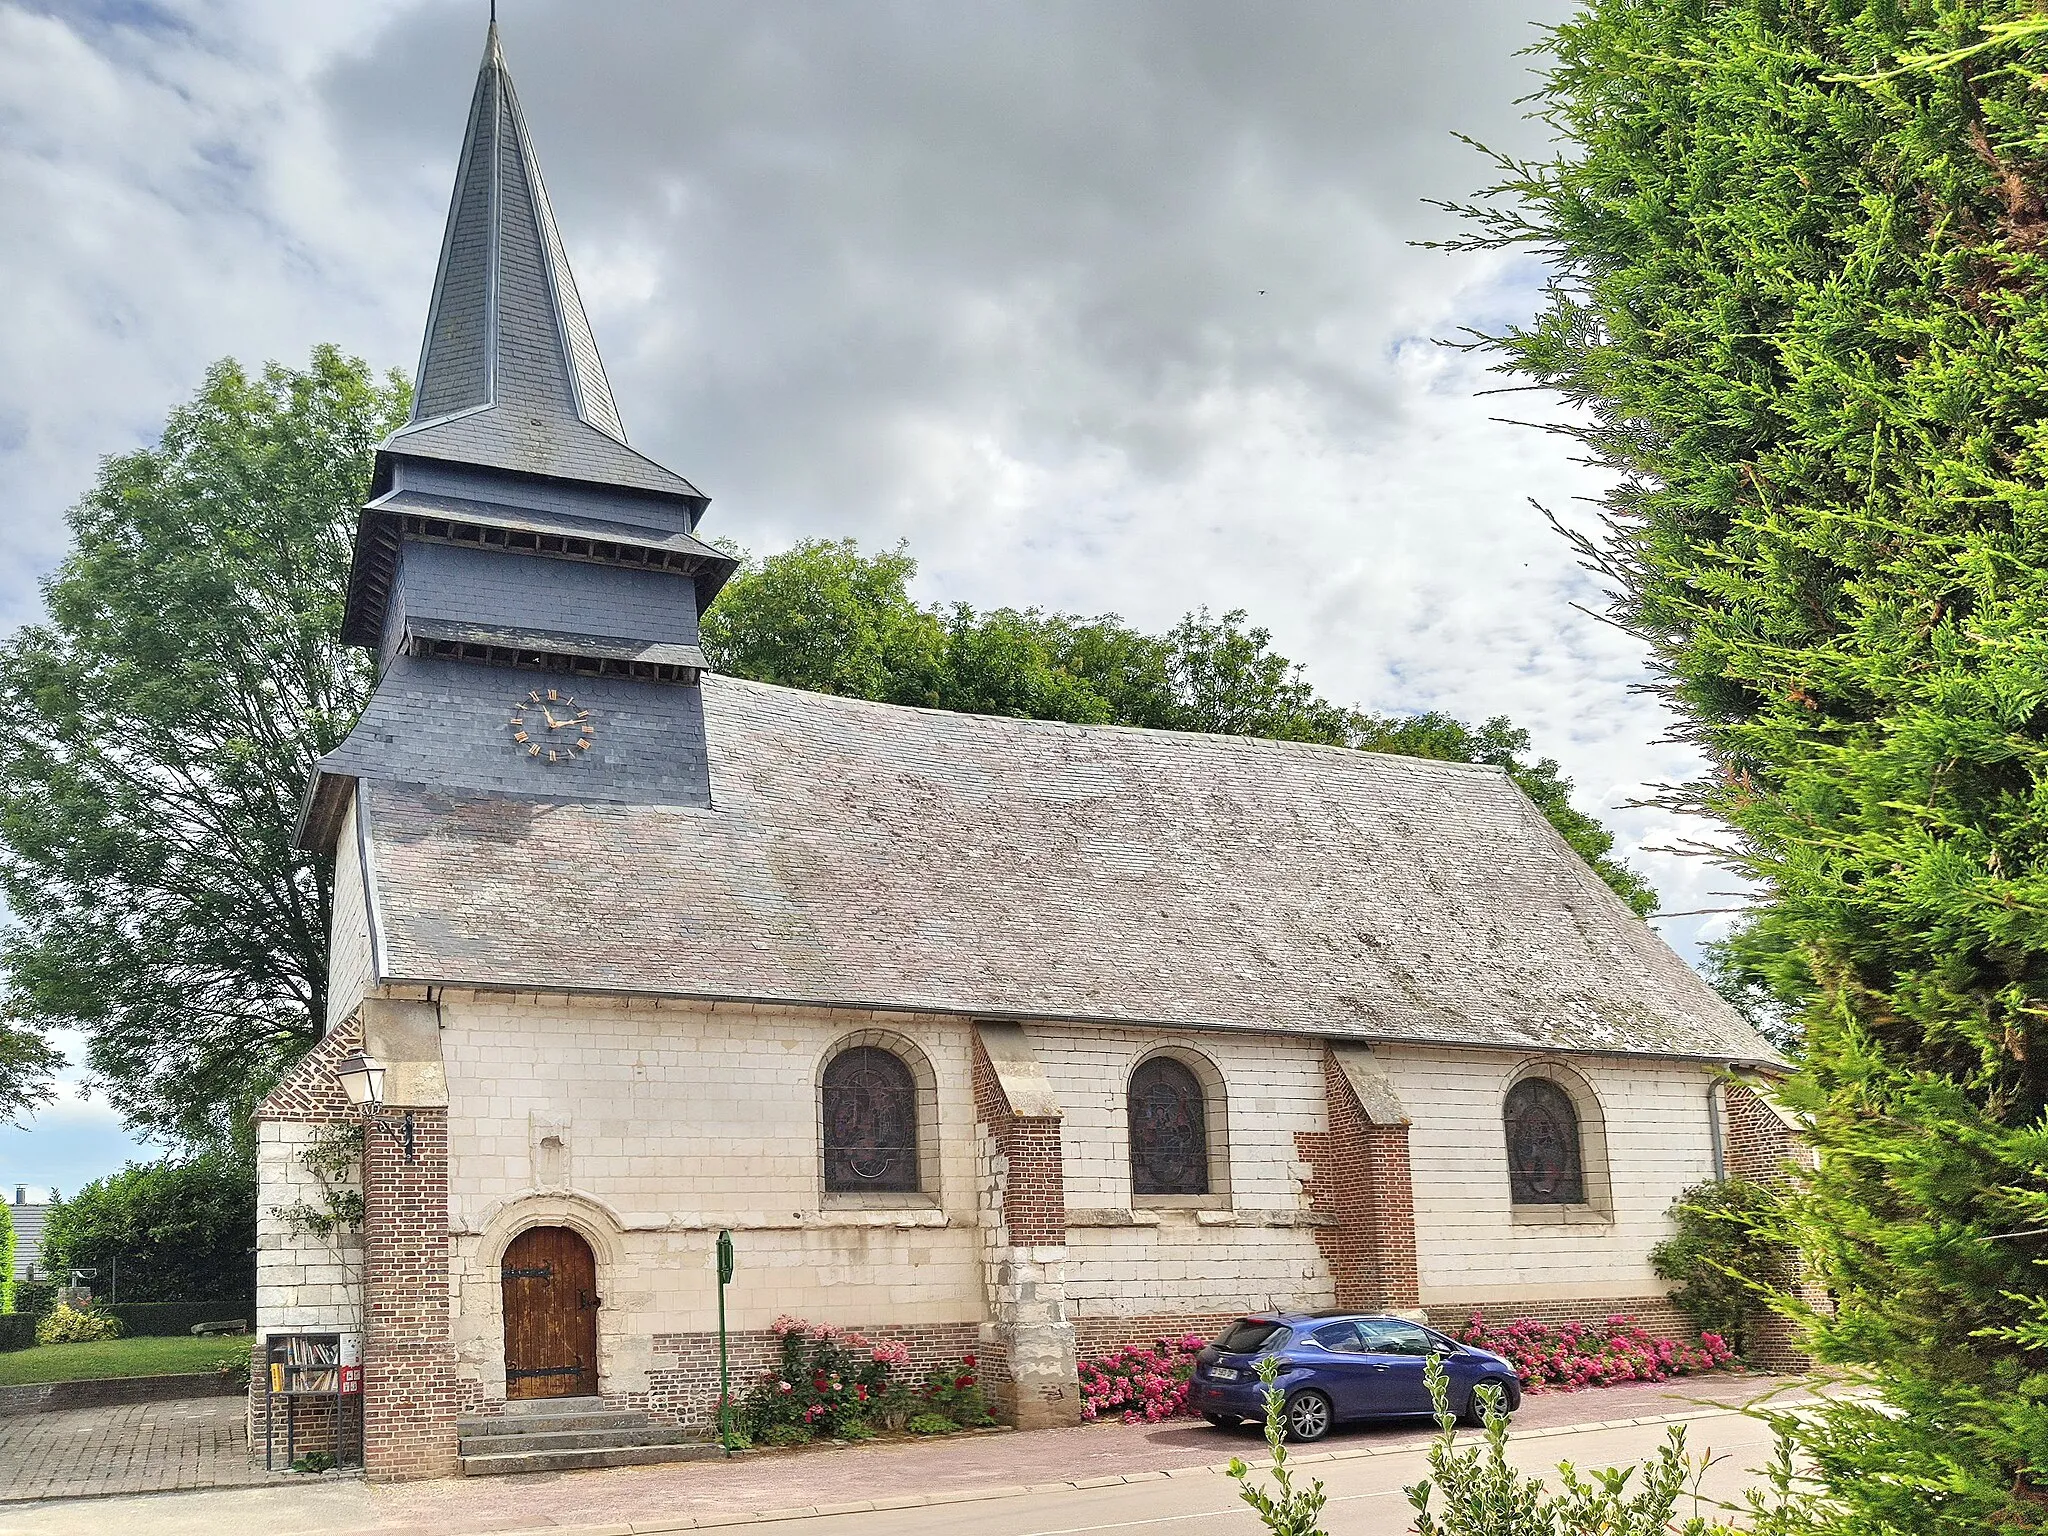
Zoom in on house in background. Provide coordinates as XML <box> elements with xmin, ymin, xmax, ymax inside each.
<box><xmin>11</xmin><ymin>1185</ymin><xmax>54</xmax><ymax>1283</ymax></box>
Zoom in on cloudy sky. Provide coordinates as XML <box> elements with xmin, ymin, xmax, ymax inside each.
<box><xmin>0</xmin><ymin>0</ymin><xmax>1734</xmax><ymax>1195</ymax></box>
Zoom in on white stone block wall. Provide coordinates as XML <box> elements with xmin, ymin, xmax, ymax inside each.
<box><xmin>1380</xmin><ymin>1044</ymin><xmax>1719</xmax><ymax>1308</ymax></box>
<box><xmin>255</xmin><ymin>1119</ymin><xmax>364</xmax><ymax>1335</ymax></box>
<box><xmin>324</xmin><ymin>799</ymin><xmax>374</xmax><ymax>1033</ymax></box>
<box><xmin>1030</xmin><ymin>1024</ymin><xmax>1331</xmax><ymax>1320</ymax></box>
<box><xmin>436</xmin><ymin>994</ymin><xmax>989</xmax><ymax>1402</ymax></box>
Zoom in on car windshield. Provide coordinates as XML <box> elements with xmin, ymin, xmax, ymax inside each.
<box><xmin>1215</xmin><ymin>1319</ymin><xmax>1286</xmax><ymax>1354</ymax></box>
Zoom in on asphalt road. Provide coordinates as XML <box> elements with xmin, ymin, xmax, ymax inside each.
<box><xmin>0</xmin><ymin>1406</ymin><xmax>1787</xmax><ymax>1536</ymax></box>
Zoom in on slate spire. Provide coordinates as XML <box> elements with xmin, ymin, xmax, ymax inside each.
<box><xmin>382</xmin><ymin>18</ymin><xmax>703</xmax><ymax>504</ymax></box>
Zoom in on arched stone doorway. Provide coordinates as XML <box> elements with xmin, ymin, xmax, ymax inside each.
<box><xmin>501</xmin><ymin>1226</ymin><xmax>599</xmax><ymax>1399</ymax></box>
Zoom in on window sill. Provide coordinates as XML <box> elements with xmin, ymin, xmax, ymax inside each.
<box><xmin>821</xmin><ymin>1191</ymin><xmax>940</xmax><ymax>1212</ymax></box>
<box><xmin>1510</xmin><ymin>1202</ymin><xmax>1613</xmax><ymax>1227</ymax></box>
<box><xmin>1132</xmin><ymin>1194</ymin><xmax>1231</xmax><ymax>1211</ymax></box>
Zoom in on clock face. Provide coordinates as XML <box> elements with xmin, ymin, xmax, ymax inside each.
<box><xmin>507</xmin><ymin>687</ymin><xmax>596</xmax><ymax>764</ymax></box>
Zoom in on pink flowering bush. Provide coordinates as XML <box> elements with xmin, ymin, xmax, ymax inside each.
<box><xmin>741</xmin><ymin>1317</ymin><xmax>910</xmax><ymax>1440</ymax></box>
<box><xmin>1077</xmin><ymin>1334</ymin><xmax>1209</xmax><ymax>1423</ymax></box>
<box><xmin>1456</xmin><ymin>1312</ymin><xmax>1734</xmax><ymax>1392</ymax></box>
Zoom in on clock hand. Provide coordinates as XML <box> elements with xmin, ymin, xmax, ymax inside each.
<box><xmin>540</xmin><ymin>709</ymin><xmax>566</xmax><ymax>729</ymax></box>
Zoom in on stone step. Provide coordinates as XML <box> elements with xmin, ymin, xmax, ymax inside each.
<box><xmin>460</xmin><ymin>1442</ymin><xmax>724</xmax><ymax>1477</ymax></box>
<box><xmin>457</xmin><ymin>1408</ymin><xmax>647</xmax><ymax>1438</ymax></box>
<box><xmin>459</xmin><ymin>1424</ymin><xmax>694</xmax><ymax>1456</ymax></box>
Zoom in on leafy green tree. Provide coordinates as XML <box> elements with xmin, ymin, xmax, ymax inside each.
<box><xmin>0</xmin><ymin>348</ymin><xmax>409</xmax><ymax>1150</ymax></box>
<box><xmin>0</xmin><ymin>1202</ymin><xmax>14</xmax><ymax>1315</ymax></box>
<box><xmin>698</xmin><ymin>539</ymin><xmax>947</xmax><ymax>705</ymax></box>
<box><xmin>38</xmin><ymin>1153</ymin><xmax>256</xmax><ymax>1302</ymax></box>
<box><xmin>1442</xmin><ymin>3</ymin><xmax>2048</xmax><ymax>1527</ymax></box>
<box><xmin>704</xmin><ymin>539</ymin><xmax>1657</xmax><ymax>915</ymax></box>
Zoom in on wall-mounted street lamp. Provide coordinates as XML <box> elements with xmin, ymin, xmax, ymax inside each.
<box><xmin>334</xmin><ymin>1051</ymin><xmax>415</xmax><ymax>1164</ymax></box>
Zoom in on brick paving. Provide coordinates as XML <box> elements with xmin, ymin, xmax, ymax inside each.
<box><xmin>0</xmin><ymin>1398</ymin><xmax>271</xmax><ymax>1503</ymax></box>
<box><xmin>0</xmin><ymin>1370</ymin><xmax>1819</xmax><ymax>1517</ymax></box>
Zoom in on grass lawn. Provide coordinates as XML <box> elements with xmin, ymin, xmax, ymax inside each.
<box><xmin>0</xmin><ymin>1334</ymin><xmax>243</xmax><ymax>1385</ymax></box>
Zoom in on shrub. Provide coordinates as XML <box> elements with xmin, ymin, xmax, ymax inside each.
<box><xmin>1455</xmin><ymin>1313</ymin><xmax>1732</xmax><ymax>1390</ymax></box>
<box><xmin>905</xmin><ymin>1412</ymin><xmax>958</xmax><ymax>1436</ymax></box>
<box><xmin>12</xmin><ymin>1282</ymin><xmax>57</xmax><ymax>1321</ymax></box>
<box><xmin>1227</xmin><ymin>1353</ymin><xmax>1330</xmax><ymax>1536</ymax></box>
<box><xmin>1650</xmin><ymin>1180</ymin><xmax>1787</xmax><ymax>1357</ymax></box>
<box><xmin>0</xmin><ymin>1314</ymin><xmax>35</xmax><ymax>1352</ymax></box>
<box><xmin>213</xmin><ymin>1350</ymin><xmax>251</xmax><ymax>1390</ymax></box>
<box><xmin>39</xmin><ymin>1154</ymin><xmax>256</xmax><ymax>1303</ymax></box>
<box><xmin>1077</xmin><ymin>1334</ymin><xmax>1208</xmax><ymax>1423</ymax></box>
<box><xmin>835</xmin><ymin>1418</ymin><xmax>876</xmax><ymax>1442</ymax></box>
<box><xmin>758</xmin><ymin>1423</ymin><xmax>811</xmax><ymax>1448</ymax></box>
<box><xmin>1405</xmin><ymin>1355</ymin><xmax>1812</xmax><ymax>1535</ymax></box>
<box><xmin>739</xmin><ymin>1317</ymin><xmax>906</xmax><ymax>1441</ymax></box>
<box><xmin>104</xmin><ymin>1300</ymin><xmax>254</xmax><ymax>1338</ymax></box>
<box><xmin>915</xmin><ymin>1355</ymin><xmax>995</xmax><ymax>1427</ymax></box>
<box><xmin>36</xmin><ymin>1300</ymin><xmax>122</xmax><ymax>1345</ymax></box>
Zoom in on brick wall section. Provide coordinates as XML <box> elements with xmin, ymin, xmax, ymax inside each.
<box><xmin>1437</xmin><ymin>1294</ymin><xmax>1695</xmax><ymax>1341</ymax></box>
<box><xmin>970</xmin><ymin>1031</ymin><xmax>1079</xmax><ymax>1428</ymax></box>
<box><xmin>971</xmin><ymin>1042</ymin><xmax>1066</xmax><ymax>1245</ymax></box>
<box><xmin>1721</xmin><ymin>1078</ymin><xmax>1824</xmax><ymax>1372</ymax></box>
<box><xmin>362</xmin><ymin>1107</ymin><xmax>460</xmax><ymax>1481</ymax></box>
<box><xmin>1295</xmin><ymin>1045</ymin><xmax>1421</xmax><ymax>1311</ymax></box>
<box><xmin>644</xmin><ymin>1322</ymin><xmax>995</xmax><ymax>1429</ymax></box>
<box><xmin>1072</xmin><ymin>1312</ymin><xmax>1243</xmax><ymax>1360</ymax></box>
<box><xmin>1723</xmin><ymin>1080</ymin><xmax>1811</xmax><ymax>1188</ymax></box>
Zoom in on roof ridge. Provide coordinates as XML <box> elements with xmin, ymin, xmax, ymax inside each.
<box><xmin>704</xmin><ymin>672</ymin><xmax>1512</xmax><ymax>776</ymax></box>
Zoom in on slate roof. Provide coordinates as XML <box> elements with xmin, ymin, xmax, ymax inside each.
<box><xmin>347</xmin><ymin>674</ymin><xmax>1781</xmax><ymax>1066</ymax></box>
<box><xmin>383</xmin><ymin>21</ymin><xmax>703</xmax><ymax>504</ymax></box>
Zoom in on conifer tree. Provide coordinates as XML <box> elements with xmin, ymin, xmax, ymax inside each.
<box><xmin>1443</xmin><ymin>4</ymin><xmax>2048</xmax><ymax>1528</ymax></box>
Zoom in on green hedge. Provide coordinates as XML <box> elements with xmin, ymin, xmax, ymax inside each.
<box><xmin>103</xmin><ymin>1300</ymin><xmax>253</xmax><ymax>1337</ymax></box>
<box><xmin>0</xmin><ymin>1314</ymin><xmax>35</xmax><ymax>1352</ymax></box>
<box><xmin>12</xmin><ymin>1282</ymin><xmax>55</xmax><ymax>1320</ymax></box>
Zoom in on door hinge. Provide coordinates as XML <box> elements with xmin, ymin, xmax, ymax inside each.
<box><xmin>502</xmin><ymin>1265</ymin><xmax>554</xmax><ymax>1280</ymax></box>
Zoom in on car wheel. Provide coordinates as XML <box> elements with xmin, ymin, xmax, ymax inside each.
<box><xmin>1284</xmin><ymin>1390</ymin><xmax>1333</xmax><ymax>1443</ymax></box>
<box><xmin>1202</xmin><ymin>1411</ymin><xmax>1243</xmax><ymax>1429</ymax></box>
<box><xmin>1460</xmin><ymin>1377</ymin><xmax>1520</xmax><ymax>1428</ymax></box>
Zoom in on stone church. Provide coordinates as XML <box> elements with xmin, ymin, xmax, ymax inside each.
<box><xmin>253</xmin><ymin>21</ymin><xmax>1794</xmax><ymax>1480</ymax></box>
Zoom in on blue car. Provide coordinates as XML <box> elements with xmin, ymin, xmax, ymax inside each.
<box><xmin>1187</xmin><ymin>1312</ymin><xmax>1521</xmax><ymax>1442</ymax></box>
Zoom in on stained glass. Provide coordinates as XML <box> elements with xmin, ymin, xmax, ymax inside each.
<box><xmin>1504</xmin><ymin>1078</ymin><xmax>1585</xmax><ymax>1204</ymax></box>
<box><xmin>822</xmin><ymin>1047</ymin><xmax>919</xmax><ymax>1192</ymax></box>
<box><xmin>1129</xmin><ymin>1057</ymin><xmax>1209</xmax><ymax>1196</ymax></box>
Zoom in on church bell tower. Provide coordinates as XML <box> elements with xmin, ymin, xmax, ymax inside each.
<box><xmin>301</xmin><ymin>19</ymin><xmax>736</xmax><ymax>849</ymax></box>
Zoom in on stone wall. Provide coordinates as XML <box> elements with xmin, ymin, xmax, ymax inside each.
<box><xmin>437</xmin><ymin>995</ymin><xmax>989</xmax><ymax>1418</ymax></box>
<box><xmin>256</xmin><ymin>983</ymin><xmax>1779</xmax><ymax>1467</ymax></box>
<box><xmin>1381</xmin><ymin>1045</ymin><xmax>1721</xmax><ymax>1313</ymax></box>
<box><xmin>325</xmin><ymin>798</ymin><xmax>374</xmax><ymax>1033</ymax></box>
<box><xmin>1031</xmin><ymin>1025</ymin><xmax>1335</xmax><ymax>1323</ymax></box>
<box><xmin>250</xmin><ymin>1024</ymin><xmax>365</xmax><ymax>1461</ymax></box>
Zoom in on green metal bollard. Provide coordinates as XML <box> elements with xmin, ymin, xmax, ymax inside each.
<box><xmin>716</xmin><ymin>1229</ymin><xmax>736</xmax><ymax>1453</ymax></box>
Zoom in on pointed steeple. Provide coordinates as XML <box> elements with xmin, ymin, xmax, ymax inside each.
<box><xmin>383</xmin><ymin>19</ymin><xmax>703</xmax><ymax>506</ymax></box>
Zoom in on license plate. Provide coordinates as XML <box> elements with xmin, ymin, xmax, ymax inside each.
<box><xmin>1208</xmin><ymin>1366</ymin><xmax>1240</xmax><ymax>1381</ymax></box>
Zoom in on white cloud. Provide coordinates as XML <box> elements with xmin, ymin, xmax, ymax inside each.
<box><xmin>0</xmin><ymin>0</ymin><xmax>1745</xmax><ymax>1175</ymax></box>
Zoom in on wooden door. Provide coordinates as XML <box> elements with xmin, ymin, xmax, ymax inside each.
<box><xmin>501</xmin><ymin>1226</ymin><xmax>599</xmax><ymax>1400</ymax></box>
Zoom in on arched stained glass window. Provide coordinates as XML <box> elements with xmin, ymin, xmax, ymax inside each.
<box><xmin>1129</xmin><ymin>1057</ymin><xmax>1210</xmax><ymax>1196</ymax></box>
<box><xmin>1504</xmin><ymin>1078</ymin><xmax>1585</xmax><ymax>1205</ymax></box>
<box><xmin>822</xmin><ymin>1047</ymin><xmax>919</xmax><ymax>1193</ymax></box>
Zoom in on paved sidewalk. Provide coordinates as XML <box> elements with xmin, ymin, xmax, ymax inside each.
<box><xmin>0</xmin><ymin>1398</ymin><xmax>268</xmax><ymax>1503</ymax></box>
<box><xmin>0</xmin><ymin>1370</ymin><xmax>1821</xmax><ymax>1531</ymax></box>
